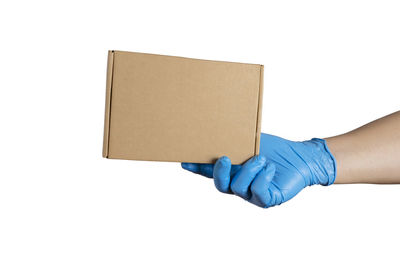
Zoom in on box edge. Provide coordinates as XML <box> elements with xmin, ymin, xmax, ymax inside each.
<box><xmin>112</xmin><ymin>50</ymin><xmax>261</xmax><ymax>67</ymax></box>
<box><xmin>102</xmin><ymin>50</ymin><xmax>115</xmax><ymax>158</ymax></box>
<box><xmin>254</xmin><ymin>65</ymin><xmax>264</xmax><ymax>156</ymax></box>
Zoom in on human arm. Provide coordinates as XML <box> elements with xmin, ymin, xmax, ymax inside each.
<box><xmin>326</xmin><ymin>111</ymin><xmax>400</xmax><ymax>184</ymax></box>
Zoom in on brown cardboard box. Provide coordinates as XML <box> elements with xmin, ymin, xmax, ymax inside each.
<box><xmin>103</xmin><ymin>50</ymin><xmax>264</xmax><ymax>164</ymax></box>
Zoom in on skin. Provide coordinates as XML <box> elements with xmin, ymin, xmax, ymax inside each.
<box><xmin>326</xmin><ymin>111</ymin><xmax>400</xmax><ymax>184</ymax></box>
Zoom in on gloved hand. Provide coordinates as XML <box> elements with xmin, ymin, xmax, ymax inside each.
<box><xmin>181</xmin><ymin>133</ymin><xmax>336</xmax><ymax>208</ymax></box>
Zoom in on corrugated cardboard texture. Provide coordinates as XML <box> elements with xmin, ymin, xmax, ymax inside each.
<box><xmin>103</xmin><ymin>50</ymin><xmax>264</xmax><ymax>164</ymax></box>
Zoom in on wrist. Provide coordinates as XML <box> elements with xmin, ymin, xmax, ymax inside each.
<box><xmin>325</xmin><ymin>134</ymin><xmax>355</xmax><ymax>184</ymax></box>
<box><xmin>307</xmin><ymin>138</ymin><xmax>337</xmax><ymax>186</ymax></box>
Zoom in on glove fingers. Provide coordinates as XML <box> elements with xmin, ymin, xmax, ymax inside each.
<box><xmin>213</xmin><ymin>156</ymin><xmax>232</xmax><ymax>193</ymax></box>
<box><xmin>181</xmin><ymin>163</ymin><xmax>214</xmax><ymax>178</ymax></box>
<box><xmin>181</xmin><ymin>160</ymin><xmax>241</xmax><ymax>179</ymax></box>
<box><xmin>230</xmin><ymin>155</ymin><xmax>267</xmax><ymax>200</ymax></box>
<box><xmin>230</xmin><ymin>165</ymin><xmax>242</xmax><ymax>176</ymax></box>
<box><xmin>250</xmin><ymin>162</ymin><xmax>276</xmax><ymax>208</ymax></box>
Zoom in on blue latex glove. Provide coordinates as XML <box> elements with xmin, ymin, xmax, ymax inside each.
<box><xmin>181</xmin><ymin>133</ymin><xmax>336</xmax><ymax>208</ymax></box>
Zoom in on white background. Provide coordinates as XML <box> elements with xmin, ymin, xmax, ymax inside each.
<box><xmin>1</xmin><ymin>0</ymin><xmax>399</xmax><ymax>266</ymax></box>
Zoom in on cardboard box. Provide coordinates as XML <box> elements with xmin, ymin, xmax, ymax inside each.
<box><xmin>103</xmin><ymin>50</ymin><xmax>264</xmax><ymax>164</ymax></box>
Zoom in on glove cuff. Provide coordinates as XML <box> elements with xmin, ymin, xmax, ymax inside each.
<box><xmin>311</xmin><ymin>138</ymin><xmax>337</xmax><ymax>186</ymax></box>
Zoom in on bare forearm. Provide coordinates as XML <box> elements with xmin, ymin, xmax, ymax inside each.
<box><xmin>326</xmin><ymin>111</ymin><xmax>400</xmax><ymax>184</ymax></box>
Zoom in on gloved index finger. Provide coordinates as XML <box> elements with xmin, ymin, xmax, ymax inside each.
<box><xmin>213</xmin><ymin>156</ymin><xmax>232</xmax><ymax>193</ymax></box>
